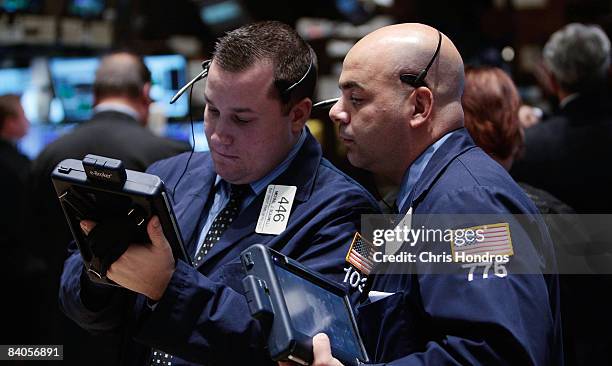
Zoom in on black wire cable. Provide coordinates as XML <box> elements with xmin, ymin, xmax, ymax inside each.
<box><xmin>171</xmin><ymin>83</ymin><xmax>196</xmax><ymax>202</ymax></box>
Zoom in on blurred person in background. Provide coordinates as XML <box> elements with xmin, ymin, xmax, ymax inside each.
<box><xmin>512</xmin><ymin>23</ymin><xmax>612</xmax><ymax>214</ymax></box>
<box><xmin>463</xmin><ymin>65</ymin><xmax>612</xmax><ymax>366</ymax></box>
<box><xmin>0</xmin><ymin>94</ymin><xmax>34</xmax><ymax>344</ymax></box>
<box><xmin>25</xmin><ymin>52</ymin><xmax>190</xmax><ymax>364</ymax></box>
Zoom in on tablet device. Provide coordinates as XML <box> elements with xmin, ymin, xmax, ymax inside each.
<box><xmin>51</xmin><ymin>154</ymin><xmax>192</xmax><ymax>286</ymax></box>
<box><xmin>240</xmin><ymin>244</ymin><xmax>369</xmax><ymax>366</ymax></box>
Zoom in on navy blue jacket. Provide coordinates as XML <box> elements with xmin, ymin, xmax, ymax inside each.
<box><xmin>358</xmin><ymin>128</ymin><xmax>563</xmax><ymax>365</ymax></box>
<box><xmin>59</xmin><ymin>131</ymin><xmax>379</xmax><ymax>365</ymax></box>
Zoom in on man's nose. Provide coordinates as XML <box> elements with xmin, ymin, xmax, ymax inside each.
<box><xmin>210</xmin><ymin>119</ymin><xmax>233</xmax><ymax>145</ymax></box>
<box><xmin>329</xmin><ymin>99</ymin><xmax>349</xmax><ymax>125</ymax></box>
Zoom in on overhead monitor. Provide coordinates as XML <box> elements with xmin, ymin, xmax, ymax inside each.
<box><xmin>67</xmin><ymin>0</ymin><xmax>105</xmax><ymax>18</ymax></box>
<box><xmin>198</xmin><ymin>0</ymin><xmax>250</xmax><ymax>35</ymax></box>
<box><xmin>144</xmin><ymin>54</ymin><xmax>189</xmax><ymax>119</ymax></box>
<box><xmin>0</xmin><ymin>0</ymin><xmax>43</xmax><ymax>13</ymax></box>
<box><xmin>48</xmin><ymin>57</ymin><xmax>99</xmax><ymax>123</ymax></box>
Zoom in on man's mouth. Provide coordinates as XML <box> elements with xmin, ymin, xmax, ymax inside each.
<box><xmin>212</xmin><ymin>149</ymin><xmax>239</xmax><ymax>159</ymax></box>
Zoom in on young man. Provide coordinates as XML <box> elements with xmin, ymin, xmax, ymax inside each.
<box><xmin>60</xmin><ymin>21</ymin><xmax>378</xmax><ymax>365</ymax></box>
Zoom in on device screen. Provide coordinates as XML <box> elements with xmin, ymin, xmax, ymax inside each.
<box><xmin>274</xmin><ymin>264</ymin><xmax>363</xmax><ymax>359</ymax></box>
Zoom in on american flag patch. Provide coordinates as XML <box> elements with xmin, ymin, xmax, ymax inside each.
<box><xmin>451</xmin><ymin>222</ymin><xmax>514</xmax><ymax>261</ymax></box>
<box><xmin>346</xmin><ymin>232</ymin><xmax>375</xmax><ymax>275</ymax></box>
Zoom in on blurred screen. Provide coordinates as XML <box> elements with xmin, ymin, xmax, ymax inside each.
<box><xmin>68</xmin><ymin>0</ymin><xmax>105</xmax><ymax>17</ymax></box>
<box><xmin>18</xmin><ymin>123</ymin><xmax>77</xmax><ymax>159</ymax></box>
<box><xmin>48</xmin><ymin>57</ymin><xmax>99</xmax><ymax>123</ymax></box>
<box><xmin>199</xmin><ymin>0</ymin><xmax>250</xmax><ymax>35</ymax></box>
<box><xmin>144</xmin><ymin>55</ymin><xmax>189</xmax><ymax>119</ymax></box>
<box><xmin>274</xmin><ymin>264</ymin><xmax>363</xmax><ymax>359</ymax></box>
<box><xmin>0</xmin><ymin>0</ymin><xmax>43</xmax><ymax>13</ymax></box>
<box><xmin>164</xmin><ymin>121</ymin><xmax>209</xmax><ymax>152</ymax></box>
<box><xmin>0</xmin><ymin>67</ymin><xmax>46</xmax><ymax>124</ymax></box>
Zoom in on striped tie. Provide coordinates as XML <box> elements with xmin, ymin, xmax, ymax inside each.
<box><xmin>149</xmin><ymin>184</ymin><xmax>249</xmax><ymax>365</ymax></box>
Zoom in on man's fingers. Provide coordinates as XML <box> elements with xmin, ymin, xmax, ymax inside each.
<box><xmin>80</xmin><ymin>220</ymin><xmax>96</xmax><ymax>236</ymax></box>
<box><xmin>312</xmin><ymin>333</ymin><xmax>343</xmax><ymax>366</ymax></box>
<box><xmin>313</xmin><ymin>333</ymin><xmax>333</xmax><ymax>358</ymax></box>
<box><xmin>146</xmin><ymin>216</ymin><xmax>168</xmax><ymax>248</ymax></box>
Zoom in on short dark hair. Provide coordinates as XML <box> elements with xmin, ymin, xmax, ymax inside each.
<box><xmin>93</xmin><ymin>52</ymin><xmax>151</xmax><ymax>101</ymax></box>
<box><xmin>0</xmin><ymin>94</ymin><xmax>21</xmax><ymax>130</ymax></box>
<box><xmin>213</xmin><ymin>21</ymin><xmax>317</xmax><ymax>113</ymax></box>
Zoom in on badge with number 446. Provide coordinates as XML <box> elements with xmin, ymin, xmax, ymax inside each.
<box><xmin>256</xmin><ymin>185</ymin><xmax>296</xmax><ymax>235</ymax></box>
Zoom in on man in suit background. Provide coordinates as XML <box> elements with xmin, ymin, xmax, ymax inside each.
<box><xmin>26</xmin><ymin>52</ymin><xmax>190</xmax><ymax>364</ymax></box>
<box><xmin>0</xmin><ymin>94</ymin><xmax>30</xmax><ymax>250</ymax></box>
<box><xmin>0</xmin><ymin>94</ymin><xmax>34</xmax><ymax>344</ymax></box>
<box><xmin>512</xmin><ymin>23</ymin><xmax>612</xmax><ymax>365</ymax></box>
<box><xmin>60</xmin><ymin>21</ymin><xmax>378</xmax><ymax>365</ymax></box>
<box><xmin>512</xmin><ymin>23</ymin><xmax>612</xmax><ymax>214</ymax></box>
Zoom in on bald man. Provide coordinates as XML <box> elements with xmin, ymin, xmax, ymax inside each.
<box><xmin>308</xmin><ymin>23</ymin><xmax>563</xmax><ymax>365</ymax></box>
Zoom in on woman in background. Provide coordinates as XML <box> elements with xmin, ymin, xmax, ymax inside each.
<box><xmin>462</xmin><ymin>66</ymin><xmax>608</xmax><ymax>366</ymax></box>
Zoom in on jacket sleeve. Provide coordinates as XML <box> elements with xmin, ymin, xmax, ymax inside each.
<box><xmin>132</xmin><ymin>193</ymin><xmax>378</xmax><ymax>365</ymax></box>
<box><xmin>58</xmin><ymin>242</ymin><xmax>135</xmax><ymax>335</ymax></box>
<box><xmin>362</xmin><ymin>186</ymin><xmax>562</xmax><ymax>365</ymax></box>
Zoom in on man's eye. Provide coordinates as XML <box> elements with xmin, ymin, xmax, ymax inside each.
<box><xmin>208</xmin><ymin>107</ymin><xmax>220</xmax><ymax>115</ymax></box>
<box><xmin>350</xmin><ymin>96</ymin><xmax>363</xmax><ymax>105</ymax></box>
<box><xmin>234</xmin><ymin>116</ymin><xmax>251</xmax><ymax>124</ymax></box>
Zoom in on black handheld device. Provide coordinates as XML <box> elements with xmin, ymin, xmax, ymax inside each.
<box><xmin>240</xmin><ymin>244</ymin><xmax>369</xmax><ymax>366</ymax></box>
<box><xmin>51</xmin><ymin>154</ymin><xmax>192</xmax><ymax>286</ymax></box>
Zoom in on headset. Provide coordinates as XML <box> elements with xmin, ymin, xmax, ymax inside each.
<box><xmin>308</xmin><ymin>30</ymin><xmax>443</xmax><ymax>111</ymax></box>
<box><xmin>168</xmin><ymin>48</ymin><xmax>319</xmax><ymax>200</ymax></box>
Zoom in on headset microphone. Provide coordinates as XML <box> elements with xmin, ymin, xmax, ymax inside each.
<box><xmin>168</xmin><ymin>52</ymin><xmax>332</xmax><ymax>199</ymax></box>
<box><xmin>170</xmin><ymin>60</ymin><xmax>211</xmax><ymax>105</ymax></box>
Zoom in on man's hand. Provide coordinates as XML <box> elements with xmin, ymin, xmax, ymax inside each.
<box><xmin>80</xmin><ymin>216</ymin><xmax>175</xmax><ymax>301</ymax></box>
<box><xmin>278</xmin><ymin>333</ymin><xmax>344</xmax><ymax>366</ymax></box>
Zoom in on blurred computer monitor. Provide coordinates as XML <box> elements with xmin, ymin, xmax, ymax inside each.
<box><xmin>144</xmin><ymin>55</ymin><xmax>189</xmax><ymax>119</ymax></box>
<box><xmin>48</xmin><ymin>57</ymin><xmax>99</xmax><ymax>123</ymax></box>
<box><xmin>67</xmin><ymin>0</ymin><xmax>105</xmax><ymax>18</ymax></box>
<box><xmin>164</xmin><ymin>121</ymin><xmax>209</xmax><ymax>152</ymax></box>
<box><xmin>198</xmin><ymin>0</ymin><xmax>250</xmax><ymax>36</ymax></box>
<box><xmin>0</xmin><ymin>67</ymin><xmax>46</xmax><ymax>124</ymax></box>
<box><xmin>0</xmin><ymin>0</ymin><xmax>43</xmax><ymax>13</ymax></box>
<box><xmin>18</xmin><ymin>123</ymin><xmax>77</xmax><ymax>159</ymax></box>
<box><xmin>48</xmin><ymin>55</ymin><xmax>190</xmax><ymax>123</ymax></box>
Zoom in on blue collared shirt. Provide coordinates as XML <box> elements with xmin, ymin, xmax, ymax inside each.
<box><xmin>396</xmin><ymin>131</ymin><xmax>455</xmax><ymax>213</ymax></box>
<box><xmin>194</xmin><ymin>128</ymin><xmax>307</xmax><ymax>255</ymax></box>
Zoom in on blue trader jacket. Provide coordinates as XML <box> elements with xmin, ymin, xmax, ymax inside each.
<box><xmin>59</xmin><ymin>130</ymin><xmax>379</xmax><ymax>365</ymax></box>
<box><xmin>357</xmin><ymin>128</ymin><xmax>563</xmax><ymax>365</ymax></box>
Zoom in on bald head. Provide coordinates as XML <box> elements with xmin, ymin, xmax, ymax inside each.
<box><xmin>93</xmin><ymin>52</ymin><xmax>151</xmax><ymax>102</ymax></box>
<box><xmin>331</xmin><ymin>23</ymin><xmax>466</xmax><ymax>182</ymax></box>
<box><xmin>347</xmin><ymin>23</ymin><xmax>465</xmax><ymax>116</ymax></box>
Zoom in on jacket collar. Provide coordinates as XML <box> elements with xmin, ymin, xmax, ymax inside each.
<box><xmin>182</xmin><ymin>129</ymin><xmax>322</xmax><ymax>267</ymax></box>
<box><xmin>560</xmin><ymin>89</ymin><xmax>612</xmax><ymax>123</ymax></box>
<box><xmin>401</xmin><ymin>127</ymin><xmax>477</xmax><ymax>214</ymax></box>
<box><xmin>89</xmin><ymin>110</ymin><xmax>141</xmax><ymax>125</ymax></box>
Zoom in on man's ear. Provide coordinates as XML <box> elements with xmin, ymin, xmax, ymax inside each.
<box><xmin>408</xmin><ymin>87</ymin><xmax>434</xmax><ymax>128</ymax></box>
<box><xmin>142</xmin><ymin>82</ymin><xmax>152</xmax><ymax>104</ymax></box>
<box><xmin>547</xmin><ymin>71</ymin><xmax>562</xmax><ymax>99</ymax></box>
<box><xmin>0</xmin><ymin>115</ymin><xmax>14</xmax><ymax>137</ymax></box>
<box><xmin>288</xmin><ymin>97</ymin><xmax>312</xmax><ymax>133</ymax></box>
